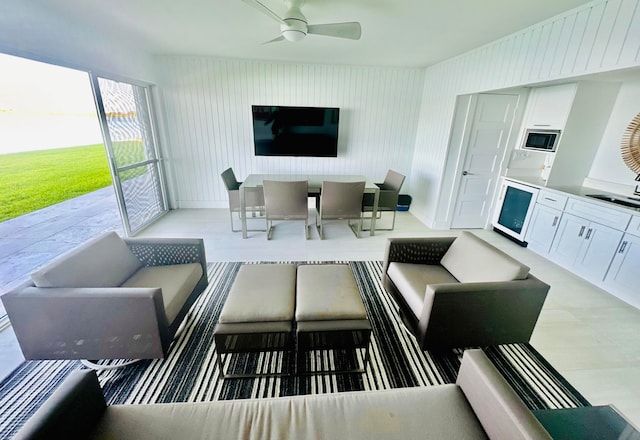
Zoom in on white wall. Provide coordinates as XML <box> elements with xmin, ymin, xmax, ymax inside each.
<box><xmin>155</xmin><ymin>57</ymin><xmax>425</xmax><ymax>208</ymax></box>
<box><xmin>589</xmin><ymin>78</ymin><xmax>640</xmax><ymax>185</ymax></box>
<box><xmin>0</xmin><ymin>0</ymin><xmax>156</xmax><ymax>83</ymax></box>
<box><xmin>411</xmin><ymin>0</ymin><xmax>640</xmax><ymax>227</ymax></box>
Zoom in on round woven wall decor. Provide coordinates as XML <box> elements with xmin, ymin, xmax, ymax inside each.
<box><xmin>621</xmin><ymin>112</ymin><xmax>640</xmax><ymax>174</ymax></box>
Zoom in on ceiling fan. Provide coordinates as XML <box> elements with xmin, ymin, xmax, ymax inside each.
<box><xmin>240</xmin><ymin>0</ymin><xmax>362</xmax><ymax>43</ymax></box>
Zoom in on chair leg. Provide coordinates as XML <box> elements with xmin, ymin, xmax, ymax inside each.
<box><xmin>230</xmin><ymin>210</ymin><xmax>267</xmax><ymax>233</ymax></box>
<box><xmin>230</xmin><ymin>211</ymin><xmax>240</xmax><ymax>232</ymax></box>
<box><xmin>316</xmin><ymin>215</ymin><xmax>324</xmax><ymax>239</ymax></box>
<box><xmin>348</xmin><ymin>219</ymin><xmax>361</xmax><ymax>238</ymax></box>
<box><xmin>362</xmin><ymin>210</ymin><xmax>398</xmax><ymax>231</ymax></box>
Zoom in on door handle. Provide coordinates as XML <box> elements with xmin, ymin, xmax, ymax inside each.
<box><xmin>619</xmin><ymin>241</ymin><xmax>628</xmax><ymax>253</ymax></box>
<box><xmin>578</xmin><ymin>225</ymin><xmax>586</xmax><ymax>237</ymax></box>
<box><xmin>462</xmin><ymin>171</ymin><xmax>473</xmax><ymax>176</ymax></box>
<box><xmin>585</xmin><ymin>228</ymin><xmax>593</xmax><ymax>240</ymax></box>
<box><xmin>552</xmin><ymin>216</ymin><xmax>558</xmax><ymax>227</ymax></box>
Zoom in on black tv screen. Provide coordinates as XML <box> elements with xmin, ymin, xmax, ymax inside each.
<box><xmin>252</xmin><ymin>105</ymin><xmax>339</xmax><ymax>157</ymax></box>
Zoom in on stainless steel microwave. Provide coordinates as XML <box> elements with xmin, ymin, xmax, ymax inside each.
<box><xmin>521</xmin><ymin>129</ymin><xmax>561</xmax><ymax>152</ymax></box>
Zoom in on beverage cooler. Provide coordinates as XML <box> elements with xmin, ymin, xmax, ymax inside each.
<box><xmin>491</xmin><ymin>179</ymin><xmax>539</xmax><ymax>245</ymax></box>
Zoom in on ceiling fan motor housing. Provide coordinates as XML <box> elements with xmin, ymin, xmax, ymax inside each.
<box><xmin>281</xmin><ymin>6</ymin><xmax>307</xmax><ymax>42</ymax></box>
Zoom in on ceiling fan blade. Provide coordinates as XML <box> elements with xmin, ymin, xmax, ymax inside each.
<box><xmin>240</xmin><ymin>0</ymin><xmax>286</xmax><ymax>25</ymax></box>
<box><xmin>307</xmin><ymin>22</ymin><xmax>362</xmax><ymax>40</ymax></box>
<box><xmin>262</xmin><ymin>34</ymin><xmax>286</xmax><ymax>44</ymax></box>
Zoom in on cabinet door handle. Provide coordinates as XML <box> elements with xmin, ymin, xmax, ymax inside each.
<box><xmin>552</xmin><ymin>216</ymin><xmax>558</xmax><ymax>227</ymax></box>
<box><xmin>578</xmin><ymin>226</ymin><xmax>586</xmax><ymax>237</ymax></box>
<box><xmin>585</xmin><ymin>228</ymin><xmax>593</xmax><ymax>240</ymax></box>
<box><xmin>544</xmin><ymin>197</ymin><xmax>557</xmax><ymax>202</ymax></box>
<box><xmin>533</xmin><ymin>124</ymin><xmax>551</xmax><ymax>127</ymax></box>
<box><xmin>619</xmin><ymin>241</ymin><xmax>628</xmax><ymax>253</ymax></box>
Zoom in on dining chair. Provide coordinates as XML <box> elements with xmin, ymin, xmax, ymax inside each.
<box><xmin>362</xmin><ymin>169</ymin><xmax>405</xmax><ymax>231</ymax></box>
<box><xmin>315</xmin><ymin>180</ymin><xmax>365</xmax><ymax>239</ymax></box>
<box><xmin>220</xmin><ymin>167</ymin><xmax>265</xmax><ymax>232</ymax></box>
<box><xmin>263</xmin><ymin>180</ymin><xmax>310</xmax><ymax>240</ymax></box>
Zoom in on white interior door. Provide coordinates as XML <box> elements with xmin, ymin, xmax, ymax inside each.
<box><xmin>450</xmin><ymin>94</ymin><xmax>519</xmax><ymax>229</ymax></box>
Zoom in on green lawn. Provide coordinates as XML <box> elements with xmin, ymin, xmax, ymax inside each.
<box><xmin>0</xmin><ymin>144</ymin><xmax>112</xmax><ymax>222</ymax></box>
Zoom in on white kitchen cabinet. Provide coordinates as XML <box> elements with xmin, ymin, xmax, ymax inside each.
<box><xmin>525</xmin><ymin>84</ymin><xmax>576</xmax><ymax>129</ymax></box>
<box><xmin>550</xmin><ymin>213</ymin><xmax>588</xmax><ymax>267</ymax></box>
<box><xmin>604</xmin><ymin>233</ymin><xmax>640</xmax><ymax>309</ymax></box>
<box><xmin>525</xmin><ymin>204</ymin><xmax>562</xmax><ymax>254</ymax></box>
<box><xmin>549</xmin><ymin>212</ymin><xmax>624</xmax><ymax>283</ymax></box>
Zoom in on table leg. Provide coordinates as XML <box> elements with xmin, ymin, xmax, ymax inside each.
<box><xmin>240</xmin><ymin>185</ymin><xmax>247</xmax><ymax>239</ymax></box>
<box><xmin>370</xmin><ymin>188</ymin><xmax>379</xmax><ymax>236</ymax></box>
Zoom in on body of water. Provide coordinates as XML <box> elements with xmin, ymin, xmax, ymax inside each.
<box><xmin>0</xmin><ymin>113</ymin><xmax>103</xmax><ymax>154</ymax></box>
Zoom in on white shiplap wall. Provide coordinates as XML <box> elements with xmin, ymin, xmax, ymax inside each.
<box><xmin>412</xmin><ymin>0</ymin><xmax>640</xmax><ymax>227</ymax></box>
<box><xmin>155</xmin><ymin>57</ymin><xmax>425</xmax><ymax>208</ymax></box>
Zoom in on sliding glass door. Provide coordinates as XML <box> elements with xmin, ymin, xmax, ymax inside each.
<box><xmin>91</xmin><ymin>76</ymin><xmax>167</xmax><ymax>235</ymax></box>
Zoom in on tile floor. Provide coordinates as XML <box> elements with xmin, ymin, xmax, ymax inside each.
<box><xmin>1</xmin><ymin>205</ymin><xmax>639</xmax><ymax>428</ymax></box>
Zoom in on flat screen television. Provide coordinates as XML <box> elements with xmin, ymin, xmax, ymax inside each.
<box><xmin>251</xmin><ymin>105</ymin><xmax>339</xmax><ymax>157</ymax></box>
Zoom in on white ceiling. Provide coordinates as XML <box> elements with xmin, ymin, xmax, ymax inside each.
<box><xmin>42</xmin><ymin>0</ymin><xmax>597</xmax><ymax>67</ymax></box>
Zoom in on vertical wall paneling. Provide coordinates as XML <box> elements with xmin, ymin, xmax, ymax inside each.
<box><xmin>618</xmin><ymin>0</ymin><xmax>640</xmax><ymax>63</ymax></box>
<box><xmin>603</xmin><ymin>0</ymin><xmax>640</xmax><ymax>65</ymax></box>
<box><xmin>412</xmin><ymin>0</ymin><xmax>640</xmax><ymax>227</ymax></box>
<box><xmin>588</xmin><ymin>0</ymin><xmax>623</xmax><ymax>70</ymax></box>
<box><xmin>156</xmin><ymin>58</ymin><xmax>425</xmax><ymax>208</ymax></box>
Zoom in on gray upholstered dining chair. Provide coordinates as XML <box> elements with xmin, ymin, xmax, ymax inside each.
<box><xmin>220</xmin><ymin>167</ymin><xmax>265</xmax><ymax>232</ymax></box>
<box><xmin>263</xmin><ymin>180</ymin><xmax>310</xmax><ymax>239</ymax></box>
<box><xmin>315</xmin><ymin>180</ymin><xmax>366</xmax><ymax>239</ymax></box>
<box><xmin>362</xmin><ymin>169</ymin><xmax>406</xmax><ymax>231</ymax></box>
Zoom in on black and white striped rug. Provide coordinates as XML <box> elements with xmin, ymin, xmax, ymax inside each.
<box><xmin>0</xmin><ymin>261</ymin><xmax>589</xmax><ymax>438</ymax></box>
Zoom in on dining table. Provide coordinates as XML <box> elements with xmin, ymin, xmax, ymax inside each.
<box><xmin>239</xmin><ymin>174</ymin><xmax>380</xmax><ymax>239</ymax></box>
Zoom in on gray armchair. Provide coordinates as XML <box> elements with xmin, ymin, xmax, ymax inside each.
<box><xmin>383</xmin><ymin>232</ymin><xmax>549</xmax><ymax>350</ymax></box>
<box><xmin>2</xmin><ymin>231</ymin><xmax>208</xmax><ymax>363</ymax></box>
<box><xmin>362</xmin><ymin>169</ymin><xmax>405</xmax><ymax>231</ymax></box>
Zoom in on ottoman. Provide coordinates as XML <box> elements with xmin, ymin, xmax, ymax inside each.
<box><xmin>295</xmin><ymin>264</ymin><xmax>372</xmax><ymax>374</ymax></box>
<box><xmin>214</xmin><ymin>264</ymin><xmax>297</xmax><ymax>378</ymax></box>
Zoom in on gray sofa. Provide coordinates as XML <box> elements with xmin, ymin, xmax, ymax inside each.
<box><xmin>13</xmin><ymin>349</ymin><xmax>552</xmax><ymax>440</ymax></box>
<box><xmin>383</xmin><ymin>232</ymin><xmax>550</xmax><ymax>350</ymax></box>
<box><xmin>2</xmin><ymin>231</ymin><xmax>208</xmax><ymax>361</ymax></box>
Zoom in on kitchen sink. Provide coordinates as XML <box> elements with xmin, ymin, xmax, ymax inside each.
<box><xmin>586</xmin><ymin>194</ymin><xmax>640</xmax><ymax>210</ymax></box>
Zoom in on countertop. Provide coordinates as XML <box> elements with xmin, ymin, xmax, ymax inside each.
<box><xmin>502</xmin><ymin>176</ymin><xmax>640</xmax><ymax>214</ymax></box>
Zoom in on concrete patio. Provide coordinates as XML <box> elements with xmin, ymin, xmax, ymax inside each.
<box><xmin>0</xmin><ymin>186</ymin><xmax>123</xmax><ymax>314</ymax></box>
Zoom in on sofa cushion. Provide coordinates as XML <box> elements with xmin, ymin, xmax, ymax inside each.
<box><xmin>387</xmin><ymin>262</ymin><xmax>458</xmax><ymax>318</ymax></box>
<box><xmin>92</xmin><ymin>385</ymin><xmax>488</xmax><ymax>440</ymax></box>
<box><xmin>440</xmin><ymin>232</ymin><xmax>530</xmax><ymax>283</ymax></box>
<box><xmin>121</xmin><ymin>263</ymin><xmax>203</xmax><ymax>324</ymax></box>
<box><xmin>31</xmin><ymin>231</ymin><xmax>143</xmax><ymax>288</ymax></box>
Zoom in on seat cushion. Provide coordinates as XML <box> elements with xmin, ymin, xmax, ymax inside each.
<box><xmin>218</xmin><ymin>264</ymin><xmax>297</xmax><ymax>323</ymax></box>
<box><xmin>296</xmin><ymin>265</ymin><xmax>366</xmax><ymax>321</ymax></box>
<box><xmin>440</xmin><ymin>232</ymin><xmax>530</xmax><ymax>283</ymax></box>
<box><xmin>92</xmin><ymin>385</ymin><xmax>488</xmax><ymax>440</ymax></box>
<box><xmin>387</xmin><ymin>262</ymin><xmax>458</xmax><ymax>318</ymax></box>
<box><xmin>31</xmin><ymin>231</ymin><xmax>143</xmax><ymax>288</ymax></box>
<box><xmin>121</xmin><ymin>263</ymin><xmax>203</xmax><ymax>324</ymax></box>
